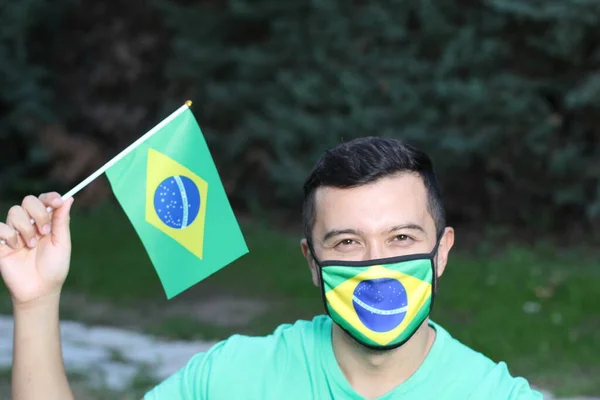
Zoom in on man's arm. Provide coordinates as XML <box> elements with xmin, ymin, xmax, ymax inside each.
<box><xmin>12</xmin><ymin>294</ymin><xmax>73</xmax><ymax>400</ymax></box>
<box><xmin>0</xmin><ymin>193</ymin><xmax>75</xmax><ymax>399</ymax></box>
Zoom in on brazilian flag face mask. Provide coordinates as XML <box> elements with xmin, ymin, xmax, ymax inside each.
<box><xmin>308</xmin><ymin>235</ymin><xmax>441</xmax><ymax>351</ymax></box>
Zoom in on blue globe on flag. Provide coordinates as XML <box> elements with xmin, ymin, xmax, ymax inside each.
<box><xmin>153</xmin><ymin>176</ymin><xmax>201</xmax><ymax>229</ymax></box>
<box><xmin>352</xmin><ymin>277</ymin><xmax>408</xmax><ymax>333</ymax></box>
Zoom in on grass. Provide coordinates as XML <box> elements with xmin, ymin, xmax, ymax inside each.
<box><xmin>147</xmin><ymin>316</ymin><xmax>235</xmax><ymax>340</ymax></box>
<box><xmin>0</xmin><ymin>201</ymin><xmax>599</xmax><ymax>396</ymax></box>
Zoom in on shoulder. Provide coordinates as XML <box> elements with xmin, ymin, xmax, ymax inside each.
<box><xmin>144</xmin><ymin>315</ymin><xmax>330</xmax><ymax>399</ymax></box>
<box><xmin>214</xmin><ymin>314</ymin><xmax>329</xmax><ymax>360</ymax></box>
<box><xmin>430</xmin><ymin>321</ymin><xmax>543</xmax><ymax>399</ymax></box>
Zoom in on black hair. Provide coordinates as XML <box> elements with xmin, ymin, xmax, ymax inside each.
<box><xmin>302</xmin><ymin>137</ymin><xmax>446</xmax><ymax>242</ymax></box>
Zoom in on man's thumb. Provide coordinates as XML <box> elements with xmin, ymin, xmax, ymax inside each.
<box><xmin>51</xmin><ymin>197</ymin><xmax>74</xmax><ymax>245</ymax></box>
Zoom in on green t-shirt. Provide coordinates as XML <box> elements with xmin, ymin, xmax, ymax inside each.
<box><xmin>144</xmin><ymin>315</ymin><xmax>543</xmax><ymax>399</ymax></box>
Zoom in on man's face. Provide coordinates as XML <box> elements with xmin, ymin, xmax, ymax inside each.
<box><xmin>301</xmin><ymin>173</ymin><xmax>454</xmax><ymax>287</ymax></box>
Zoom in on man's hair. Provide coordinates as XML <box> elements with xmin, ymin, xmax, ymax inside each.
<box><xmin>302</xmin><ymin>137</ymin><xmax>446</xmax><ymax>242</ymax></box>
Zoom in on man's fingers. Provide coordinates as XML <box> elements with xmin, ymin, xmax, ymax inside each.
<box><xmin>22</xmin><ymin>195</ymin><xmax>52</xmax><ymax>235</ymax></box>
<box><xmin>38</xmin><ymin>192</ymin><xmax>63</xmax><ymax>210</ymax></box>
<box><xmin>7</xmin><ymin>206</ymin><xmax>38</xmax><ymax>248</ymax></box>
<box><xmin>0</xmin><ymin>193</ymin><xmax>66</xmax><ymax>248</ymax></box>
<box><xmin>0</xmin><ymin>222</ymin><xmax>21</xmax><ymax>249</ymax></box>
<box><xmin>50</xmin><ymin>196</ymin><xmax>73</xmax><ymax>247</ymax></box>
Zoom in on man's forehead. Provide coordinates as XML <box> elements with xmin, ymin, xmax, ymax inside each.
<box><xmin>312</xmin><ymin>174</ymin><xmax>433</xmax><ymax>234</ymax></box>
<box><xmin>313</xmin><ymin>173</ymin><xmax>427</xmax><ymax>206</ymax></box>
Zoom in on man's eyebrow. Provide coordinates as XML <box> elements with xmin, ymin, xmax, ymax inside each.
<box><xmin>388</xmin><ymin>223</ymin><xmax>426</xmax><ymax>234</ymax></box>
<box><xmin>322</xmin><ymin>224</ymin><xmax>425</xmax><ymax>242</ymax></box>
<box><xmin>323</xmin><ymin>229</ymin><xmax>361</xmax><ymax>242</ymax></box>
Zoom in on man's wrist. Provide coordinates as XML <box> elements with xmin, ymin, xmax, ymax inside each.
<box><xmin>12</xmin><ymin>290</ymin><xmax>62</xmax><ymax>315</ymax></box>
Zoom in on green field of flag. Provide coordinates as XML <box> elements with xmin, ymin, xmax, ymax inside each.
<box><xmin>104</xmin><ymin>103</ymin><xmax>248</xmax><ymax>298</ymax></box>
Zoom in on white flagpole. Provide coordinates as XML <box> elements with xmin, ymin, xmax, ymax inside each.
<box><xmin>62</xmin><ymin>101</ymin><xmax>191</xmax><ymax>200</ymax></box>
<box><xmin>0</xmin><ymin>101</ymin><xmax>192</xmax><ymax>246</ymax></box>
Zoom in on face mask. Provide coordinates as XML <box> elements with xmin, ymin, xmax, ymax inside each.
<box><xmin>308</xmin><ymin>236</ymin><xmax>441</xmax><ymax>351</ymax></box>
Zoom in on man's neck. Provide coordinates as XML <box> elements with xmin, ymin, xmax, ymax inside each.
<box><xmin>331</xmin><ymin>320</ymin><xmax>436</xmax><ymax>400</ymax></box>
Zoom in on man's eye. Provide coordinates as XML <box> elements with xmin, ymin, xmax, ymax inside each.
<box><xmin>395</xmin><ymin>235</ymin><xmax>410</xmax><ymax>241</ymax></box>
<box><xmin>338</xmin><ymin>239</ymin><xmax>355</xmax><ymax>246</ymax></box>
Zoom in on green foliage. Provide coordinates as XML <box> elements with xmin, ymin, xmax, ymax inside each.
<box><xmin>1</xmin><ymin>0</ymin><xmax>599</xmax><ymax>232</ymax></box>
<box><xmin>0</xmin><ymin>0</ymin><xmax>71</xmax><ymax>193</ymax></box>
<box><xmin>158</xmin><ymin>0</ymin><xmax>600</xmax><ymax>230</ymax></box>
<box><xmin>0</xmin><ymin>0</ymin><xmax>73</xmax><ymax>133</ymax></box>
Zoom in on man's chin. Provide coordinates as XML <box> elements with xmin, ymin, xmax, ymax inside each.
<box><xmin>334</xmin><ymin>318</ymin><xmax>432</xmax><ymax>354</ymax></box>
<box><xmin>336</xmin><ymin>324</ymin><xmax>399</xmax><ymax>354</ymax></box>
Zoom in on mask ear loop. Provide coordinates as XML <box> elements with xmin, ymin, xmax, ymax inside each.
<box><xmin>306</xmin><ymin>239</ymin><xmax>320</xmax><ymax>264</ymax></box>
<box><xmin>430</xmin><ymin>229</ymin><xmax>446</xmax><ymax>309</ymax></box>
<box><xmin>306</xmin><ymin>239</ymin><xmax>332</xmax><ymax>322</ymax></box>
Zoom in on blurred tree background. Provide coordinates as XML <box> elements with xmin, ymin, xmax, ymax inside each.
<box><xmin>1</xmin><ymin>2</ymin><xmax>599</xmax><ymax>396</ymax></box>
<box><xmin>1</xmin><ymin>0</ymin><xmax>599</xmax><ymax>235</ymax></box>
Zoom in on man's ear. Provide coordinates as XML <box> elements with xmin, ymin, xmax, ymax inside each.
<box><xmin>435</xmin><ymin>227</ymin><xmax>455</xmax><ymax>278</ymax></box>
<box><xmin>300</xmin><ymin>238</ymin><xmax>320</xmax><ymax>287</ymax></box>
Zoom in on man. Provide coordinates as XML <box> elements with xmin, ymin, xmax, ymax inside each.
<box><xmin>0</xmin><ymin>137</ymin><xmax>542</xmax><ymax>399</ymax></box>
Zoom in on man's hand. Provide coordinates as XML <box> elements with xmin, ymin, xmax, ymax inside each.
<box><xmin>0</xmin><ymin>192</ymin><xmax>74</xmax><ymax>308</ymax></box>
<box><xmin>0</xmin><ymin>192</ymin><xmax>75</xmax><ymax>400</ymax></box>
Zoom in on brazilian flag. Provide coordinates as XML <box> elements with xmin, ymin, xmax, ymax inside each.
<box><xmin>322</xmin><ymin>259</ymin><xmax>433</xmax><ymax>347</ymax></box>
<box><xmin>105</xmin><ymin>103</ymin><xmax>248</xmax><ymax>298</ymax></box>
